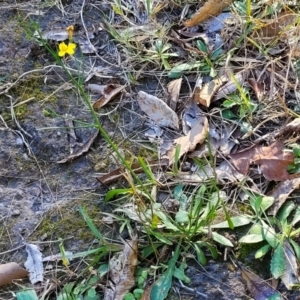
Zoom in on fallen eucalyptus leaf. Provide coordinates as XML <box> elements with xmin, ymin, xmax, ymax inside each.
<box><xmin>137</xmin><ymin>91</ymin><xmax>179</xmax><ymax>129</ymax></box>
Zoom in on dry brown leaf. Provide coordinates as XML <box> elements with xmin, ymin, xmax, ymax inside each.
<box><xmin>165</xmin><ymin>116</ymin><xmax>208</xmax><ymax>165</ymax></box>
<box><xmin>0</xmin><ymin>262</ymin><xmax>28</xmax><ymax>286</ymax></box>
<box><xmin>167</xmin><ymin>78</ymin><xmax>182</xmax><ymax>111</ymax></box>
<box><xmin>184</xmin><ymin>0</ymin><xmax>233</xmax><ymax>27</ymax></box>
<box><xmin>93</xmin><ymin>84</ymin><xmax>125</xmax><ymax>109</ymax></box>
<box><xmin>104</xmin><ymin>236</ymin><xmax>138</xmax><ymax>300</ymax></box>
<box><xmin>194</xmin><ymin>76</ymin><xmax>227</xmax><ymax>107</ymax></box>
<box><xmin>252</xmin><ymin>13</ymin><xmax>297</xmax><ymax>42</ymax></box>
<box><xmin>268</xmin><ymin>178</ymin><xmax>300</xmax><ymax>215</ymax></box>
<box><xmin>230</xmin><ymin>141</ymin><xmax>294</xmax><ymax>181</ymax></box>
<box><xmin>137</xmin><ymin>91</ymin><xmax>179</xmax><ymax>129</ymax></box>
<box><xmin>241</xmin><ymin>268</ymin><xmax>279</xmax><ymax>299</ymax></box>
<box><xmin>248</xmin><ymin>78</ymin><xmax>265</xmax><ymax>101</ymax></box>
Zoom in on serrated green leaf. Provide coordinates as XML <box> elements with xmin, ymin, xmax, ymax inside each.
<box><xmin>271</xmin><ymin>244</ymin><xmax>285</xmax><ymax>279</ymax></box>
<box><xmin>255</xmin><ymin>244</ymin><xmax>271</xmax><ymax>258</ymax></box>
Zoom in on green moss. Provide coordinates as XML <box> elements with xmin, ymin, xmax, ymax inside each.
<box><xmin>31</xmin><ymin>199</ymin><xmax>105</xmax><ymax>244</ymax></box>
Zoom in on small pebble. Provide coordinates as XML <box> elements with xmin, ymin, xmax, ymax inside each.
<box><xmin>16</xmin><ymin>137</ymin><xmax>23</xmax><ymax>146</ymax></box>
<box><xmin>12</xmin><ymin>209</ymin><xmax>20</xmax><ymax>216</ymax></box>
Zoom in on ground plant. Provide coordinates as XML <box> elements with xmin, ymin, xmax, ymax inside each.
<box><xmin>1</xmin><ymin>0</ymin><xmax>300</xmax><ymax>300</ymax></box>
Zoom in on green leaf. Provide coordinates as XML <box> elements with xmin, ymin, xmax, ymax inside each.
<box><xmin>79</xmin><ymin>206</ymin><xmax>104</xmax><ymax>242</ymax></box>
<box><xmin>133</xmin><ymin>288</ymin><xmax>144</xmax><ymax>299</ymax></box>
<box><xmin>271</xmin><ymin>244</ymin><xmax>285</xmax><ymax>279</ymax></box>
<box><xmin>293</xmin><ymin>147</ymin><xmax>300</xmax><ymax>157</ymax></box>
<box><xmin>138</xmin><ymin>156</ymin><xmax>156</xmax><ymax>182</ymax></box>
<box><xmin>292</xmin><ymin>206</ymin><xmax>300</xmax><ymax>226</ymax></box>
<box><xmin>254</xmin><ymin>195</ymin><xmax>263</xmax><ymax>214</ymax></box>
<box><xmin>124</xmin><ymin>293</ymin><xmax>135</xmax><ymax>300</ymax></box>
<box><xmin>104</xmin><ymin>188</ymin><xmax>132</xmax><ymax>202</ymax></box>
<box><xmin>222</xmin><ymin>109</ymin><xmax>238</xmax><ymax>120</ymax></box>
<box><xmin>211</xmin><ymin>216</ymin><xmax>251</xmax><ymax>228</ymax></box>
<box><xmin>261</xmin><ymin>221</ymin><xmax>278</xmax><ymax>248</ymax></box>
<box><xmin>150</xmin><ymin>242</ymin><xmax>181</xmax><ymax>299</ymax></box>
<box><xmin>222</xmin><ymin>99</ymin><xmax>237</xmax><ymax>108</ymax></box>
<box><xmin>210</xmin><ymin>48</ymin><xmax>223</xmax><ymax>61</ymax></box>
<box><xmin>151</xmin><ymin>231</ymin><xmax>173</xmax><ymax>245</ymax></box>
<box><xmin>201</xmin><ymin>242</ymin><xmax>218</xmax><ymax>260</ymax></box>
<box><xmin>168</xmin><ymin>62</ymin><xmax>203</xmax><ymax>79</ymax></box>
<box><xmin>175</xmin><ymin>210</ymin><xmax>189</xmax><ymax>223</ymax></box>
<box><xmin>239</xmin><ymin>234</ymin><xmax>264</xmax><ymax>244</ymax></box>
<box><xmin>196</xmin><ymin>39</ymin><xmax>208</xmax><ymax>53</ymax></box>
<box><xmin>16</xmin><ymin>290</ymin><xmax>39</xmax><ymax>300</ymax></box>
<box><xmin>255</xmin><ymin>244</ymin><xmax>271</xmax><ymax>258</ymax></box>
<box><xmin>278</xmin><ymin>201</ymin><xmax>295</xmax><ymax>223</ymax></box>
<box><xmin>289</xmin><ymin>239</ymin><xmax>300</xmax><ymax>261</ymax></box>
<box><xmin>209</xmin><ymin>231</ymin><xmax>234</xmax><ymax>247</ymax></box>
<box><xmin>194</xmin><ymin>243</ymin><xmax>207</xmax><ymax>265</ymax></box>
<box><xmin>260</xmin><ymin>196</ymin><xmax>275</xmax><ymax>212</ymax></box>
<box><xmin>98</xmin><ymin>263</ymin><xmax>109</xmax><ymax>278</ymax></box>
<box><xmin>173</xmin><ymin>267</ymin><xmax>191</xmax><ymax>284</ymax></box>
<box><xmin>173</xmin><ymin>184</ymin><xmax>187</xmax><ymax>209</ymax></box>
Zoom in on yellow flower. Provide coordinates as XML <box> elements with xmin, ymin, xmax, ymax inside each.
<box><xmin>58</xmin><ymin>42</ymin><xmax>76</xmax><ymax>57</ymax></box>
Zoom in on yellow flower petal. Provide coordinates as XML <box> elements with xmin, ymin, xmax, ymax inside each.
<box><xmin>59</xmin><ymin>42</ymin><xmax>68</xmax><ymax>51</ymax></box>
<box><xmin>66</xmin><ymin>43</ymin><xmax>76</xmax><ymax>55</ymax></box>
<box><xmin>58</xmin><ymin>42</ymin><xmax>76</xmax><ymax>57</ymax></box>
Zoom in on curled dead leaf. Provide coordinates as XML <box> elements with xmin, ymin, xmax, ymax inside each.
<box><xmin>184</xmin><ymin>0</ymin><xmax>234</xmax><ymax>27</ymax></box>
<box><xmin>230</xmin><ymin>141</ymin><xmax>294</xmax><ymax>181</ymax></box>
<box><xmin>252</xmin><ymin>13</ymin><xmax>298</xmax><ymax>43</ymax></box>
<box><xmin>104</xmin><ymin>235</ymin><xmax>138</xmax><ymax>300</ymax></box>
<box><xmin>165</xmin><ymin>116</ymin><xmax>208</xmax><ymax>165</ymax></box>
<box><xmin>92</xmin><ymin>84</ymin><xmax>125</xmax><ymax>109</ymax></box>
<box><xmin>194</xmin><ymin>76</ymin><xmax>227</xmax><ymax>107</ymax></box>
<box><xmin>0</xmin><ymin>262</ymin><xmax>28</xmax><ymax>286</ymax></box>
<box><xmin>167</xmin><ymin>78</ymin><xmax>182</xmax><ymax>111</ymax></box>
<box><xmin>268</xmin><ymin>178</ymin><xmax>300</xmax><ymax>215</ymax></box>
